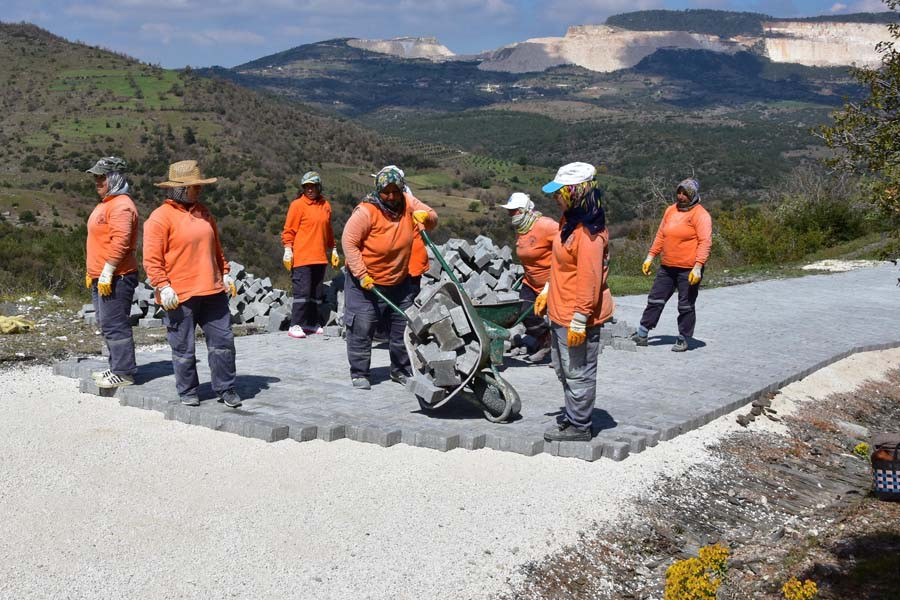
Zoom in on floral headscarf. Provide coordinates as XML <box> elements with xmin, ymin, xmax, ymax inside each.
<box><xmin>363</xmin><ymin>166</ymin><xmax>407</xmax><ymax>219</ymax></box>
<box><xmin>559</xmin><ymin>178</ymin><xmax>606</xmax><ymax>243</ymax></box>
<box><xmin>511</xmin><ymin>199</ymin><xmax>542</xmax><ymax>235</ymax></box>
<box><xmin>675</xmin><ymin>178</ymin><xmax>701</xmax><ymax>212</ymax></box>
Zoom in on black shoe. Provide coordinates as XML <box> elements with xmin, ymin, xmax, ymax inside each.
<box><xmin>390</xmin><ymin>370</ymin><xmax>410</xmax><ymax>386</ymax></box>
<box><xmin>631</xmin><ymin>332</ymin><xmax>648</xmax><ymax>347</ymax></box>
<box><xmin>181</xmin><ymin>395</ymin><xmax>200</xmax><ymax>406</ymax></box>
<box><xmin>218</xmin><ymin>389</ymin><xmax>242</xmax><ymax>408</ymax></box>
<box><xmin>672</xmin><ymin>337</ymin><xmax>688</xmax><ymax>352</ymax></box>
<box><xmin>543</xmin><ymin>422</ymin><xmax>592</xmax><ymax>442</ymax></box>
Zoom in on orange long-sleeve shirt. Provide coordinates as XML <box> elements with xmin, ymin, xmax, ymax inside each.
<box><xmin>648</xmin><ymin>204</ymin><xmax>713</xmax><ymax>268</ymax></box>
<box><xmin>548</xmin><ymin>222</ymin><xmax>614</xmax><ymax>328</ymax></box>
<box><xmin>409</xmin><ymin>228</ymin><xmax>429</xmax><ymax>277</ymax></box>
<box><xmin>281</xmin><ymin>195</ymin><xmax>335</xmax><ymax>267</ymax></box>
<box><xmin>342</xmin><ymin>193</ymin><xmax>437</xmax><ymax>286</ymax></box>
<box><xmin>142</xmin><ymin>200</ymin><xmax>230</xmax><ymax>302</ymax></box>
<box><xmin>516</xmin><ymin>215</ymin><xmax>557</xmax><ymax>292</ymax></box>
<box><xmin>86</xmin><ymin>194</ymin><xmax>139</xmax><ymax>277</ymax></box>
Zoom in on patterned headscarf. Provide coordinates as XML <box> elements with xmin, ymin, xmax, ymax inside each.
<box><xmin>105</xmin><ymin>171</ymin><xmax>130</xmax><ymax>198</ymax></box>
<box><xmin>166</xmin><ymin>186</ymin><xmax>193</xmax><ymax>206</ymax></box>
<box><xmin>363</xmin><ymin>166</ymin><xmax>407</xmax><ymax>219</ymax></box>
<box><xmin>559</xmin><ymin>178</ymin><xmax>606</xmax><ymax>243</ymax></box>
<box><xmin>675</xmin><ymin>178</ymin><xmax>701</xmax><ymax>212</ymax></box>
<box><xmin>511</xmin><ymin>199</ymin><xmax>542</xmax><ymax>235</ymax></box>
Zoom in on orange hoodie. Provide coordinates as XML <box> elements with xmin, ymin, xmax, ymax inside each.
<box><xmin>281</xmin><ymin>195</ymin><xmax>335</xmax><ymax>267</ymax></box>
<box><xmin>86</xmin><ymin>194</ymin><xmax>139</xmax><ymax>277</ymax></box>
<box><xmin>342</xmin><ymin>193</ymin><xmax>437</xmax><ymax>286</ymax></box>
<box><xmin>143</xmin><ymin>200</ymin><xmax>230</xmax><ymax>302</ymax></box>
<box><xmin>648</xmin><ymin>204</ymin><xmax>713</xmax><ymax>268</ymax></box>
<box><xmin>516</xmin><ymin>215</ymin><xmax>557</xmax><ymax>292</ymax></box>
<box><xmin>548</xmin><ymin>222</ymin><xmax>614</xmax><ymax>328</ymax></box>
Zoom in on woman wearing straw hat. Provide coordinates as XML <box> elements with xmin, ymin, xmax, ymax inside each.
<box><xmin>534</xmin><ymin>162</ymin><xmax>614</xmax><ymax>442</ymax></box>
<box><xmin>84</xmin><ymin>156</ymin><xmax>139</xmax><ymax>390</ymax></box>
<box><xmin>281</xmin><ymin>171</ymin><xmax>340</xmax><ymax>339</ymax></box>
<box><xmin>341</xmin><ymin>166</ymin><xmax>437</xmax><ymax>390</ymax></box>
<box><xmin>143</xmin><ymin>160</ymin><xmax>241</xmax><ymax>408</ymax></box>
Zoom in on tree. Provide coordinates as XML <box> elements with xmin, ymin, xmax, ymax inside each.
<box><xmin>820</xmin><ymin>1</ymin><xmax>900</xmax><ymax>239</ymax></box>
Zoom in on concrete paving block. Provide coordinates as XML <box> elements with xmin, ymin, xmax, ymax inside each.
<box><xmin>229</xmin><ymin>261</ymin><xmax>245</xmax><ymax>279</ymax></box>
<box><xmin>414</xmin><ymin>430</ymin><xmax>460</xmax><ymax>452</ymax></box>
<box><xmin>499</xmin><ymin>246</ymin><xmax>512</xmax><ymax>262</ymax></box>
<box><xmin>456</xmin><ymin>342</ymin><xmax>480</xmax><ymax>375</ymax></box>
<box><xmin>347</xmin><ymin>425</ymin><xmax>401</xmax><ymax>447</ymax></box>
<box><xmin>474</xmin><ymin>248</ymin><xmax>492</xmax><ymax>269</ymax></box>
<box><xmin>218</xmin><ymin>415</ymin><xmax>289</xmax><ymax>443</ymax></box>
<box><xmin>448</xmin><ymin>306</ymin><xmax>472</xmax><ymax>337</ymax></box>
<box><xmin>618</xmin><ymin>424</ymin><xmax>661</xmax><ymax>447</ymax></box>
<box><xmin>323</xmin><ymin>326</ymin><xmax>342</xmax><ymax>337</ymax></box>
<box><xmin>78</xmin><ymin>378</ymin><xmax>117</xmax><ymax>398</ymax></box>
<box><xmin>454</xmin><ymin>260</ymin><xmax>473</xmax><ymax>278</ymax></box>
<box><xmin>486</xmin><ymin>259</ymin><xmax>504</xmax><ymax>278</ymax></box>
<box><xmin>430</xmin><ymin>318</ymin><xmax>464</xmax><ymax>352</ymax></box>
<box><xmin>496</xmin><ymin>292</ymin><xmax>519</xmax><ymax>303</ymax></box>
<box><xmin>407</xmin><ymin>376</ymin><xmax>446</xmax><ymax>404</ymax></box>
<box><xmin>496</xmin><ymin>271</ymin><xmax>513</xmax><ymax>291</ymax></box>
<box><xmin>260</xmin><ymin>277</ymin><xmax>272</xmax><ymax>289</ymax></box>
<box><xmin>459</xmin><ymin>433</ymin><xmax>487</xmax><ymax>450</ymax></box>
<box><xmin>138</xmin><ymin>318</ymin><xmax>162</xmax><ymax>328</ymax></box>
<box><xmin>84</xmin><ymin>315</ymin><xmax>97</xmax><ymax>326</ymax></box>
<box><xmin>481</xmin><ymin>272</ymin><xmax>498</xmax><ymax>289</ymax></box>
<box><xmin>431</xmin><ymin>361</ymin><xmax>462</xmax><ymax>387</ymax></box>
<box><xmin>164</xmin><ymin>403</ymin><xmax>196</xmax><ymax>425</ymax></box>
<box><xmin>283</xmin><ymin>421</ymin><xmax>317</xmax><ymax>442</ymax></box>
<box><xmin>597</xmin><ymin>439</ymin><xmax>630</xmax><ymax>461</ymax></box>
<box><xmin>484</xmin><ymin>434</ymin><xmax>544</xmax><ymax>456</ymax></box>
<box><xmin>426</xmin><ymin>260</ymin><xmax>442</xmax><ymax>280</ymax></box>
<box><xmin>317</xmin><ymin>423</ymin><xmax>346</xmax><ymax>442</ymax></box>
<box><xmin>267</xmin><ymin>309</ymin><xmax>288</xmax><ymax>333</ymax></box>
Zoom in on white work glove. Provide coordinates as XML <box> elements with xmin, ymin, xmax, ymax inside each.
<box><xmin>224</xmin><ymin>273</ymin><xmax>237</xmax><ymax>297</ymax></box>
<box><xmin>567</xmin><ymin>313</ymin><xmax>588</xmax><ymax>347</ymax></box>
<box><xmin>282</xmin><ymin>247</ymin><xmax>293</xmax><ymax>271</ymax></box>
<box><xmin>688</xmin><ymin>264</ymin><xmax>703</xmax><ymax>285</ymax></box>
<box><xmin>97</xmin><ymin>262</ymin><xmax>116</xmax><ymax>297</ymax></box>
<box><xmin>159</xmin><ymin>285</ymin><xmax>179</xmax><ymax>310</ymax></box>
<box><xmin>533</xmin><ymin>282</ymin><xmax>549</xmax><ymax>317</ymax></box>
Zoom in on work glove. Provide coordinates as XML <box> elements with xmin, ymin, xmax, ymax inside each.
<box><xmin>567</xmin><ymin>313</ymin><xmax>588</xmax><ymax>347</ymax></box>
<box><xmin>224</xmin><ymin>274</ymin><xmax>237</xmax><ymax>297</ymax></box>
<box><xmin>331</xmin><ymin>248</ymin><xmax>341</xmax><ymax>269</ymax></box>
<box><xmin>412</xmin><ymin>210</ymin><xmax>429</xmax><ymax>224</ymax></box>
<box><xmin>159</xmin><ymin>285</ymin><xmax>179</xmax><ymax>310</ymax></box>
<box><xmin>641</xmin><ymin>255</ymin><xmax>653</xmax><ymax>276</ymax></box>
<box><xmin>282</xmin><ymin>247</ymin><xmax>293</xmax><ymax>271</ymax></box>
<box><xmin>688</xmin><ymin>264</ymin><xmax>703</xmax><ymax>285</ymax></box>
<box><xmin>97</xmin><ymin>262</ymin><xmax>116</xmax><ymax>297</ymax></box>
<box><xmin>360</xmin><ymin>275</ymin><xmax>375</xmax><ymax>290</ymax></box>
<box><xmin>85</xmin><ymin>272</ymin><xmax>92</xmax><ymax>290</ymax></box>
<box><xmin>533</xmin><ymin>282</ymin><xmax>549</xmax><ymax>317</ymax></box>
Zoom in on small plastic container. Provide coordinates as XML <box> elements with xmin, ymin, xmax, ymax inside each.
<box><xmin>872</xmin><ymin>442</ymin><xmax>900</xmax><ymax>501</ymax></box>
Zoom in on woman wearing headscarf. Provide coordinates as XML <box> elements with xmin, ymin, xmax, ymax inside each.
<box><xmin>143</xmin><ymin>160</ymin><xmax>241</xmax><ymax>408</ymax></box>
<box><xmin>632</xmin><ymin>178</ymin><xmax>712</xmax><ymax>352</ymax></box>
<box><xmin>499</xmin><ymin>191</ymin><xmax>557</xmax><ymax>361</ymax></box>
<box><xmin>341</xmin><ymin>166</ymin><xmax>437</xmax><ymax>390</ymax></box>
<box><xmin>534</xmin><ymin>162</ymin><xmax>614</xmax><ymax>442</ymax></box>
<box><xmin>281</xmin><ymin>171</ymin><xmax>340</xmax><ymax>339</ymax></box>
<box><xmin>85</xmin><ymin>156</ymin><xmax>139</xmax><ymax>389</ymax></box>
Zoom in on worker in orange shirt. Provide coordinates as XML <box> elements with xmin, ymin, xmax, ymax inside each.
<box><xmin>281</xmin><ymin>171</ymin><xmax>340</xmax><ymax>339</ymax></box>
<box><xmin>534</xmin><ymin>162</ymin><xmax>614</xmax><ymax>443</ymax></box>
<box><xmin>84</xmin><ymin>156</ymin><xmax>139</xmax><ymax>390</ymax></box>
<box><xmin>632</xmin><ymin>178</ymin><xmax>712</xmax><ymax>352</ymax></box>
<box><xmin>341</xmin><ymin>166</ymin><xmax>437</xmax><ymax>390</ymax></box>
<box><xmin>500</xmin><ymin>192</ymin><xmax>557</xmax><ymax>362</ymax></box>
<box><xmin>143</xmin><ymin>160</ymin><xmax>241</xmax><ymax>408</ymax></box>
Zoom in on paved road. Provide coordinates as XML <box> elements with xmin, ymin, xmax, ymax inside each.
<box><xmin>56</xmin><ymin>265</ymin><xmax>900</xmax><ymax>461</ymax></box>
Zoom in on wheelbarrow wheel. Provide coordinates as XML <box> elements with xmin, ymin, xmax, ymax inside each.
<box><xmin>473</xmin><ymin>372</ymin><xmax>520</xmax><ymax>423</ymax></box>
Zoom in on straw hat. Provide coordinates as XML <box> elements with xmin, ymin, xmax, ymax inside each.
<box><xmin>154</xmin><ymin>160</ymin><xmax>218</xmax><ymax>188</ymax></box>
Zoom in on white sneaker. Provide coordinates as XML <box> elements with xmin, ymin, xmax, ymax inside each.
<box><xmin>96</xmin><ymin>373</ymin><xmax>134</xmax><ymax>389</ymax></box>
<box><xmin>287</xmin><ymin>325</ymin><xmax>307</xmax><ymax>339</ymax></box>
<box><xmin>302</xmin><ymin>326</ymin><xmax>325</xmax><ymax>335</ymax></box>
<box><xmin>91</xmin><ymin>369</ymin><xmax>112</xmax><ymax>381</ymax></box>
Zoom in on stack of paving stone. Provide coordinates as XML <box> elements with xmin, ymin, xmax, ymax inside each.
<box><xmin>404</xmin><ymin>290</ymin><xmax>481</xmax><ymax>405</ymax></box>
<box><xmin>418</xmin><ymin>235</ymin><xmax>523</xmax><ymax>306</ymax></box>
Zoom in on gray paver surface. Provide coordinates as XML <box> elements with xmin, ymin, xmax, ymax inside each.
<box><xmin>55</xmin><ymin>265</ymin><xmax>900</xmax><ymax>461</ymax></box>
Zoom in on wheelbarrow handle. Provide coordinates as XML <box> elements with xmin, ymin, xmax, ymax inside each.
<box><xmin>512</xmin><ymin>275</ymin><xmax>524</xmax><ymax>291</ymax></box>
<box><xmin>418</xmin><ymin>229</ymin><xmax>465</xmax><ymax>291</ymax></box>
<box><xmin>370</xmin><ymin>285</ymin><xmax>412</xmax><ymax>323</ymax></box>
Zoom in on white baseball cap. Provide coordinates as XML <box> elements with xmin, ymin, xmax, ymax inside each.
<box><xmin>500</xmin><ymin>192</ymin><xmax>531</xmax><ymax>210</ymax></box>
<box><xmin>542</xmin><ymin>162</ymin><xmax>596</xmax><ymax>194</ymax></box>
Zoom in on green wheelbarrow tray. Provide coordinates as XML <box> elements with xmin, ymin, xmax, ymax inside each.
<box><xmin>402</xmin><ymin>280</ymin><xmax>521</xmax><ymax>423</ymax></box>
<box><xmin>472</xmin><ymin>300</ymin><xmax>534</xmax><ymax>366</ymax></box>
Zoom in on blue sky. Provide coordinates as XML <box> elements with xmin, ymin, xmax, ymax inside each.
<box><xmin>3</xmin><ymin>0</ymin><xmax>889</xmax><ymax>68</ymax></box>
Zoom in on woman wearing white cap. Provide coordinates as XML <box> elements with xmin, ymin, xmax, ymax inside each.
<box><xmin>534</xmin><ymin>162</ymin><xmax>614</xmax><ymax>442</ymax></box>
<box><xmin>500</xmin><ymin>192</ymin><xmax>557</xmax><ymax>361</ymax></box>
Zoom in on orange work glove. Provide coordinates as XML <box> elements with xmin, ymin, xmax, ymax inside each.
<box><xmin>567</xmin><ymin>314</ymin><xmax>588</xmax><ymax>347</ymax></box>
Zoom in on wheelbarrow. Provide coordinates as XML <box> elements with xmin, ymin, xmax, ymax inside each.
<box><xmin>370</xmin><ymin>230</ymin><xmax>523</xmax><ymax>423</ymax></box>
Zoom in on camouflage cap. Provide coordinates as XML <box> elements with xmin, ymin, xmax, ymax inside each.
<box><xmin>86</xmin><ymin>156</ymin><xmax>127</xmax><ymax>175</ymax></box>
<box><xmin>300</xmin><ymin>171</ymin><xmax>322</xmax><ymax>186</ymax></box>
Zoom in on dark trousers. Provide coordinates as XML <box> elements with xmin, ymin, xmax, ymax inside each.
<box><xmin>639</xmin><ymin>265</ymin><xmax>701</xmax><ymax>338</ymax></box>
<box><xmin>290</xmin><ymin>264</ymin><xmax>327</xmax><ymax>328</ymax></box>
<box><xmin>550</xmin><ymin>321</ymin><xmax>602</xmax><ymax>431</ymax></box>
<box><xmin>344</xmin><ymin>274</ymin><xmax>413</xmax><ymax>379</ymax></box>
<box><xmin>162</xmin><ymin>292</ymin><xmax>236</xmax><ymax>400</ymax></box>
<box><xmin>91</xmin><ymin>272</ymin><xmax>138</xmax><ymax>376</ymax></box>
<box><xmin>519</xmin><ymin>284</ymin><xmax>550</xmax><ymax>347</ymax></box>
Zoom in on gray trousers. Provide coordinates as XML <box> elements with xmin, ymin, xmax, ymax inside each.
<box><xmin>162</xmin><ymin>292</ymin><xmax>236</xmax><ymax>400</ymax></box>
<box><xmin>91</xmin><ymin>272</ymin><xmax>138</xmax><ymax>376</ymax></box>
<box><xmin>549</xmin><ymin>321</ymin><xmax>602</xmax><ymax>431</ymax></box>
<box><xmin>344</xmin><ymin>274</ymin><xmax>413</xmax><ymax>379</ymax></box>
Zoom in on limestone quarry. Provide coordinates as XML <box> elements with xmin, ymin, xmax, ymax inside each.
<box><xmin>346</xmin><ymin>36</ymin><xmax>455</xmax><ymax>61</ymax></box>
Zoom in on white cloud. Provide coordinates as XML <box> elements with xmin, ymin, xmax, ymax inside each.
<box><xmin>538</xmin><ymin>0</ymin><xmax>663</xmax><ymax>24</ymax></box>
<box><xmin>830</xmin><ymin>2</ymin><xmax>848</xmax><ymax>11</ymax></box>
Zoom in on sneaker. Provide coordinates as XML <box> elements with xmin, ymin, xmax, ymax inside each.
<box><xmin>91</xmin><ymin>368</ymin><xmax>112</xmax><ymax>382</ymax></box>
<box><xmin>218</xmin><ymin>389</ymin><xmax>242</xmax><ymax>408</ymax></box>
<box><xmin>630</xmin><ymin>332</ymin><xmax>648</xmax><ymax>347</ymax></box>
<box><xmin>287</xmin><ymin>325</ymin><xmax>307</xmax><ymax>339</ymax></box>
<box><xmin>527</xmin><ymin>347</ymin><xmax>551</xmax><ymax>363</ymax></box>
<box><xmin>389</xmin><ymin>370</ymin><xmax>410</xmax><ymax>386</ymax></box>
<box><xmin>672</xmin><ymin>337</ymin><xmax>688</xmax><ymax>352</ymax></box>
<box><xmin>302</xmin><ymin>326</ymin><xmax>325</xmax><ymax>335</ymax></box>
<box><xmin>543</xmin><ymin>421</ymin><xmax>592</xmax><ymax>442</ymax></box>
<box><xmin>351</xmin><ymin>377</ymin><xmax>371</xmax><ymax>390</ymax></box>
<box><xmin>181</xmin><ymin>395</ymin><xmax>200</xmax><ymax>406</ymax></box>
<box><xmin>96</xmin><ymin>372</ymin><xmax>134</xmax><ymax>389</ymax></box>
